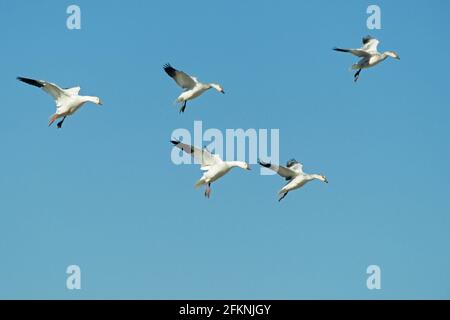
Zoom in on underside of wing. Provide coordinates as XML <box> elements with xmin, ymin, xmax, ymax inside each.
<box><xmin>164</xmin><ymin>64</ymin><xmax>197</xmax><ymax>89</ymax></box>
<box><xmin>17</xmin><ymin>76</ymin><xmax>67</xmax><ymax>102</ymax></box>
<box><xmin>258</xmin><ymin>160</ymin><xmax>298</xmax><ymax>180</ymax></box>
<box><xmin>42</xmin><ymin>82</ymin><xmax>67</xmax><ymax>102</ymax></box>
<box><xmin>333</xmin><ymin>48</ymin><xmax>370</xmax><ymax>58</ymax></box>
<box><xmin>171</xmin><ymin>139</ymin><xmax>219</xmax><ymax>167</ymax></box>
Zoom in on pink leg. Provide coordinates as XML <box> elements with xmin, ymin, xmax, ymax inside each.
<box><xmin>48</xmin><ymin>114</ymin><xmax>59</xmax><ymax>127</ymax></box>
<box><xmin>204</xmin><ymin>183</ymin><xmax>212</xmax><ymax>198</ymax></box>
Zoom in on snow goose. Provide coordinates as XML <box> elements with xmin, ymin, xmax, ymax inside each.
<box><xmin>259</xmin><ymin>159</ymin><xmax>328</xmax><ymax>202</ymax></box>
<box><xmin>163</xmin><ymin>64</ymin><xmax>225</xmax><ymax>113</ymax></box>
<box><xmin>17</xmin><ymin>77</ymin><xmax>103</xmax><ymax>128</ymax></box>
<box><xmin>333</xmin><ymin>36</ymin><xmax>400</xmax><ymax>82</ymax></box>
<box><xmin>171</xmin><ymin>139</ymin><xmax>250</xmax><ymax>198</ymax></box>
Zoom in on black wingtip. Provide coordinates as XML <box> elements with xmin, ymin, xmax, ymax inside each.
<box><xmin>17</xmin><ymin>76</ymin><xmax>43</xmax><ymax>88</ymax></box>
<box><xmin>362</xmin><ymin>35</ymin><xmax>373</xmax><ymax>44</ymax></box>
<box><xmin>258</xmin><ymin>160</ymin><xmax>270</xmax><ymax>168</ymax></box>
<box><xmin>163</xmin><ymin>63</ymin><xmax>177</xmax><ymax>77</ymax></box>
<box><xmin>286</xmin><ymin>159</ymin><xmax>298</xmax><ymax>167</ymax></box>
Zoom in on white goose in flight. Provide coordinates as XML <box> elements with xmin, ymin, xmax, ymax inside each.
<box><xmin>259</xmin><ymin>159</ymin><xmax>328</xmax><ymax>202</ymax></box>
<box><xmin>333</xmin><ymin>36</ymin><xmax>400</xmax><ymax>82</ymax></box>
<box><xmin>17</xmin><ymin>77</ymin><xmax>103</xmax><ymax>128</ymax></box>
<box><xmin>163</xmin><ymin>64</ymin><xmax>225</xmax><ymax>113</ymax></box>
<box><xmin>171</xmin><ymin>139</ymin><xmax>250</xmax><ymax>198</ymax></box>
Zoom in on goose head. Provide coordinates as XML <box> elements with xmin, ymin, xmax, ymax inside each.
<box><xmin>317</xmin><ymin>174</ymin><xmax>328</xmax><ymax>184</ymax></box>
<box><xmin>85</xmin><ymin>96</ymin><xmax>103</xmax><ymax>105</ymax></box>
<box><xmin>95</xmin><ymin>97</ymin><xmax>103</xmax><ymax>105</ymax></box>
<box><xmin>230</xmin><ymin>161</ymin><xmax>251</xmax><ymax>170</ymax></box>
<box><xmin>210</xmin><ymin>83</ymin><xmax>225</xmax><ymax>94</ymax></box>
<box><xmin>240</xmin><ymin>162</ymin><xmax>251</xmax><ymax>171</ymax></box>
<box><xmin>385</xmin><ymin>51</ymin><xmax>400</xmax><ymax>60</ymax></box>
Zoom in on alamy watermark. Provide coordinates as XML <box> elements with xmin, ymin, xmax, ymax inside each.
<box><xmin>67</xmin><ymin>5</ymin><xmax>81</xmax><ymax>30</ymax></box>
<box><xmin>366</xmin><ymin>265</ymin><xmax>381</xmax><ymax>290</ymax></box>
<box><xmin>66</xmin><ymin>265</ymin><xmax>81</xmax><ymax>290</ymax></box>
<box><xmin>170</xmin><ymin>121</ymin><xmax>280</xmax><ymax>175</ymax></box>
<box><xmin>367</xmin><ymin>5</ymin><xmax>381</xmax><ymax>30</ymax></box>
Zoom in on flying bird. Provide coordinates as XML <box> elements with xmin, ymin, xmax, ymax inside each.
<box><xmin>171</xmin><ymin>139</ymin><xmax>250</xmax><ymax>198</ymax></box>
<box><xmin>17</xmin><ymin>77</ymin><xmax>103</xmax><ymax>128</ymax></box>
<box><xmin>259</xmin><ymin>159</ymin><xmax>328</xmax><ymax>202</ymax></box>
<box><xmin>333</xmin><ymin>36</ymin><xmax>400</xmax><ymax>82</ymax></box>
<box><xmin>163</xmin><ymin>64</ymin><xmax>225</xmax><ymax>113</ymax></box>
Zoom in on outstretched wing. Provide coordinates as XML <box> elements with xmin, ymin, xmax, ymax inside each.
<box><xmin>333</xmin><ymin>47</ymin><xmax>371</xmax><ymax>58</ymax></box>
<box><xmin>333</xmin><ymin>36</ymin><xmax>379</xmax><ymax>57</ymax></box>
<box><xmin>163</xmin><ymin>64</ymin><xmax>197</xmax><ymax>90</ymax></box>
<box><xmin>17</xmin><ymin>77</ymin><xmax>68</xmax><ymax>103</ymax></box>
<box><xmin>258</xmin><ymin>160</ymin><xmax>299</xmax><ymax>180</ymax></box>
<box><xmin>171</xmin><ymin>140</ymin><xmax>221</xmax><ymax>168</ymax></box>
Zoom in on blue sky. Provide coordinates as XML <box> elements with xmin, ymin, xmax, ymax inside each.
<box><xmin>0</xmin><ymin>0</ymin><xmax>449</xmax><ymax>299</ymax></box>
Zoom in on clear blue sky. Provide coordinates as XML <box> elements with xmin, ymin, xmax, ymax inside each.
<box><xmin>0</xmin><ymin>0</ymin><xmax>449</xmax><ymax>299</ymax></box>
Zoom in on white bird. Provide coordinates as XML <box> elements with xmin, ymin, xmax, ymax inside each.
<box><xmin>259</xmin><ymin>159</ymin><xmax>328</xmax><ymax>202</ymax></box>
<box><xmin>333</xmin><ymin>36</ymin><xmax>400</xmax><ymax>82</ymax></box>
<box><xmin>163</xmin><ymin>64</ymin><xmax>225</xmax><ymax>113</ymax></box>
<box><xmin>171</xmin><ymin>139</ymin><xmax>250</xmax><ymax>198</ymax></box>
<box><xmin>17</xmin><ymin>77</ymin><xmax>103</xmax><ymax>128</ymax></box>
